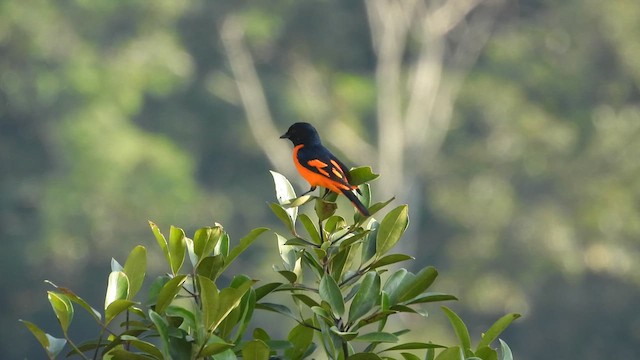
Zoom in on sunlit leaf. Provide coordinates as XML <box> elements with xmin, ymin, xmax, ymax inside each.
<box><xmin>105</xmin><ymin>271</ymin><xmax>129</xmax><ymax>310</ymax></box>
<box><xmin>475</xmin><ymin>346</ymin><xmax>498</xmax><ymax>360</ymax></box>
<box><xmin>348</xmin><ymin>353</ymin><xmax>382</xmax><ymax>360</ymax></box>
<box><xmin>434</xmin><ymin>346</ymin><xmax>464</xmax><ymax>360</ymax></box>
<box><xmin>271</xmin><ymin>170</ymin><xmax>298</xmax><ymax>224</ymax></box>
<box><xmin>499</xmin><ymin>339</ymin><xmax>514</xmax><ymax>360</ymax></box>
<box><xmin>154</xmin><ymin>274</ymin><xmax>187</xmax><ymax>314</ymax></box>
<box><xmin>270</xmin><ymin>202</ymin><xmax>296</xmax><ymax>235</ymax></box>
<box><xmin>168</xmin><ymin>226</ymin><xmax>186</xmax><ymax>275</ymax></box>
<box><xmin>105</xmin><ymin>299</ymin><xmax>137</xmax><ymax>325</ymax></box>
<box><xmin>45</xmin><ymin>282</ymin><xmax>102</xmax><ymax>322</ymax></box>
<box><xmin>376</xmin><ymin>205</ymin><xmax>409</xmax><ymax>257</ymax></box>
<box><xmin>242</xmin><ymin>339</ymin><xmax>270</xmax><ymax>360</ymax></box>
<box><xmin>149</xmin><ymin>221</ymin><xmax>170</xmax><ymax>266</ymax></box>
<box><xmin>476</xmin><ymin>313</ymin><xmax>521</xmax><ymax>349</ymax></box>
<box><xmin>277</xmin><ymin>233</ymin><xmax>298</xmax><ymax>271</ymax></box>
<box><xmin>441</xmin><ymin>306</ymin><xmax>471</xmax><ymax>352</ymax></box>
<box><xmin>193</xmin><ymin>226</ymin><xmax>223</xmax><ymax>260</ymax></box>
<box><xmin>197</xmin><ymin>254</ymin><xmax>224</xmax><ymax>281</ymax></box>
<box><xmin>47</xmin><ymin>292</ymin><xmax>73</xmax><ymax>335</ymax></box>
<box><xmin>123</xmin><ymin>245</ymin><xmax>146</xmax><ymax>300</ymax></box>
<box><xmin>119</xmin><ymin>335</ymin><xmax>164</xmax><ymax>359</ymax></box>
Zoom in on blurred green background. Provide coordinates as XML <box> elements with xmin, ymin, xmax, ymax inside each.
<box><xmin>2</xmin><ymin>0</ymin><xmax>640</xmax><ymax>358</ymax></box>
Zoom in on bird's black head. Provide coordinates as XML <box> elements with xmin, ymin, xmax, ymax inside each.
<box><xmin>280</xmin><ymin>122</ymin><xmax>322</xmax><ymax>146</ymax></box>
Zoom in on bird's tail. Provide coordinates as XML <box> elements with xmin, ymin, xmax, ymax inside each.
<box><xmin>341</xmin><ymin>188</ymin><xmax>370</xmax><ymax>217</ymax></box>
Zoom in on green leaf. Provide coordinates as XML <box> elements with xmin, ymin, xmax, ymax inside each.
<box><xmin>197</xmin><ymin>254</ymin><xmax>224</xmax><ymax>281</ymax></box>
<box><xmin>400</xmin><ymin>353</ymin><xmax>422</xmax><ymax>360</ymax></box>
<box><xmin>361</xmin><ymin>220</ymin><xmax>379</xmax><ymax>264</ymax></box>
<box><xmin>277</xmin><ymin>233</ymin><xmax>298</xmax><ymax>271</ymax></box>
<box><xmin>199</xmin><ymin>337</ymin><xmax>235</xmax><ymax>357</ymax></box>
<box><xmin>398</xmin><ymin>266</ymin><xmax>438</xmax><ymax>303</ymax></box>
<box><xmin>149</xmin><ymin>221</ymin><xmax>170</xmax><ymax>267</ymax></box>
<box><xmin>286</xmin><ymin>323</ymin><xmax>315</xmax><ymax>360</ymax></box>
<box><xmin>242</xmin><ymin>339</ymin><xmax>270</xmax><ymax>360</ymax></box>
<box><xmin>382</xmin><ymin>268</ymin><xmax>408</xmax><ymax>305</ymax></box>
<box><xmin>376</xmin><ymin>205</ymin><xmax>409</xmax><ymax>257</ymax></box>
<box><xmin>271</xmin><ymin>170</ymin><xmax>298</xmax><ymax>223</ymax></box>
<box><xmin>47</xmin><ymin>292</ymin><xmax>73</xmax><ymax>335</ymax></box>
<box><xmin>441</xmin><ymin>306</ymin><xmax>471</xmax><ymax>353</ymax></box>
<box><xmin>406</xmin><ymin>292</ymin><xmax>458</xmax><ymax>305</ymax></box>
<box><xmin>120</xmin><ymin>335</ymin><xmax>164</xmax><ymax>359</ymax></box>
<box><xmin>270</xmin><ymin>202</ymin><xmax>296</xmax><ymax>235</ymax></box>
<box><xmin>166</xmin><ymin>305</ymin><xmax>196</xmax><ymax>331</ymax></box>
<box><xmin>380</xmin><ymin>342</ymin><xmax>447</xmax><ymax>352</ymax></box>
<box><xmin>476</xmin><ymin>313</ymin><xmax>521</xmax><ymax>349</ymax></box>
<box><xmin>20</xmin><ymin>319</ymin><xmax>67</xmax><ymax>357</ymax></box>
<box><xmin>330</xmin><ymin>326</ymin><xmax>359</xmax><ymax>340</ymax></box>
<box><xmin>105</xmin><ymin>299</ymin><xmax>137</xmax><ymax>325</ymax></box>
<box><xmin>285</xmin><ymin>194</ymin><xmax>315</xmax><ymax>208</ymax></box>
<box><xmin>353</xmin><ymin>332</ymin><xmax>398</xmax><ymax>343</ymax></box>
<box><xmin>434</xmin><ymin>346</ymin><xmax>464</xmax><ymax>360</ymax></box>
<box><xmin>319</xmin><ymin>275</ymin><xmax>344</xmax><ymax>318</ymax></box>
<box><xmin>366</xmin><ymin>197</ymin><xmax>395</xmax><ymax>218</ymax></box>
<box><xmin>199</xmin><ymin>275</ymin><xmax>253</xmax><ymax>331</ymax></box>
<box><xmin>256</xmin><ymin>302</ymin><xmax>297</xmax><ymax>320</ymax></box>
<box><xmin>348</xmin><ymin>272</ymin><xmax>381</xmax><ymax>324</ymax></box>
<box><xmin>154</xmin><ymin>274</ymin><xmax>187</xmax><ymax>314</ymax></box>
<box><xmin>315</xmin><ymin>198</ymin><xmax>337</xmax><ymax>221</ymax></box>
<box><xmin>148</xmin><ymin>309</ymin><xmax>170</xmax><ymax>359</ymax></box>
<box><xmin>105</xmin><ymin>271</ymin><xmax>129</xmax><ymax>310</ymax></box>
<box><xmin>369</xmin><ymin>254</ymin><xmax>414</xmax><ymax>269</ymax></box>
<box><xmin>499</xmin><ymin>339</ymin><xmax>514</xmax><ymax>360</ymax></box>
<box><xmin>194</xmin><ymin>226</ymin><xmax>223</xmax><ymax>260</ymax></box>
<box><xmin>348</xmin><ymin>353</ymin><xmax>383</xmax><ymax>360</ymax></box>
<box><xmin>123</xmin><ymin>245</ymin><xmax>146</xmax><ymax>300</ymax></box>
<box><xmin>299</xmin><ymin>213</ymin><xmax>321</xmax><ymax>244</ymax></box>
<box><xmin>292</xmin><ymin>294</ymin><xmax>320</xmax><ymax>308</ymax></box>
<box><xmin>348</xmin><ymin>166</ymin><xmax>380</xmax><ymax>186</ymax></box>
<box><xmin>168</xmin><ymin>226</ymin><xmax>186</xmax><ymax>275</ymax></box>
<box><xmin>222</xmin><ymin>227</ymin><xmax>269</xmax><ymax>273</ymax></box>
<box><xmin>45</xmin><ymin>282</ymin><xmax>102</xmax><ymax>322</ymax></box>
<box><xmin>475</xmin><ymin>346</ymin><xmax>498</xmax><ymax>360</ymax></box>
<box><xmin>254</xmin><ymin>282</ymin><xmax>282</xmax><ymax>301</ymax></box>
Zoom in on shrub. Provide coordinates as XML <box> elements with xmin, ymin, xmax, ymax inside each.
<box><xmin>22</xmin><ymin>169</ymin><xmax>518</xmax><ymax>359</ymax></box>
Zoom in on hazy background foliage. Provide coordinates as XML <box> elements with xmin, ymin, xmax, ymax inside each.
<box><xmin>2</xmin><ymin>0</ymin><xmax>639</xmax><ymax>358</ymax></box>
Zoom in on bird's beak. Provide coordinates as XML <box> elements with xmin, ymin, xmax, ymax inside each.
<box><xmin>279</xmin><ymin>132</ymin><xmax>289</xmax><ymax>139</ymax></box>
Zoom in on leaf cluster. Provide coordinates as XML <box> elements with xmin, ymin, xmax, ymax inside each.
<box><xmin>21</xmin><ymin>169</ymin><xmax>518</xmax><ymax>359</ymax></box>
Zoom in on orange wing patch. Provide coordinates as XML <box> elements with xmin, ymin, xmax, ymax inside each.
<box><xmin>307</xmin><ymin>159</ymin><xmax>330</xmax><ymax>177</ymax></box>
<box><xmin>329</xmin><ymin>160</ymin><xmax>344</xmax><ymax>179</ymax></box>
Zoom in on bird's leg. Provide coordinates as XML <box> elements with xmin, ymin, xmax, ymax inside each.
<box><xmin>321</xmin><ymin>188</ymin><xmax>331</xmax><ymax>199</ymax></box>
<box><xmin>300</xmin><ymin>186</ymin><xmax>317</xmax><ymax>196</ymax></box>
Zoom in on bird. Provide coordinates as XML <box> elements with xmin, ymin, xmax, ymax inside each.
<box><xmin>280</xmin><ymin>122</ymin><xmax>370</xmax><ymax>217</ymax></box>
